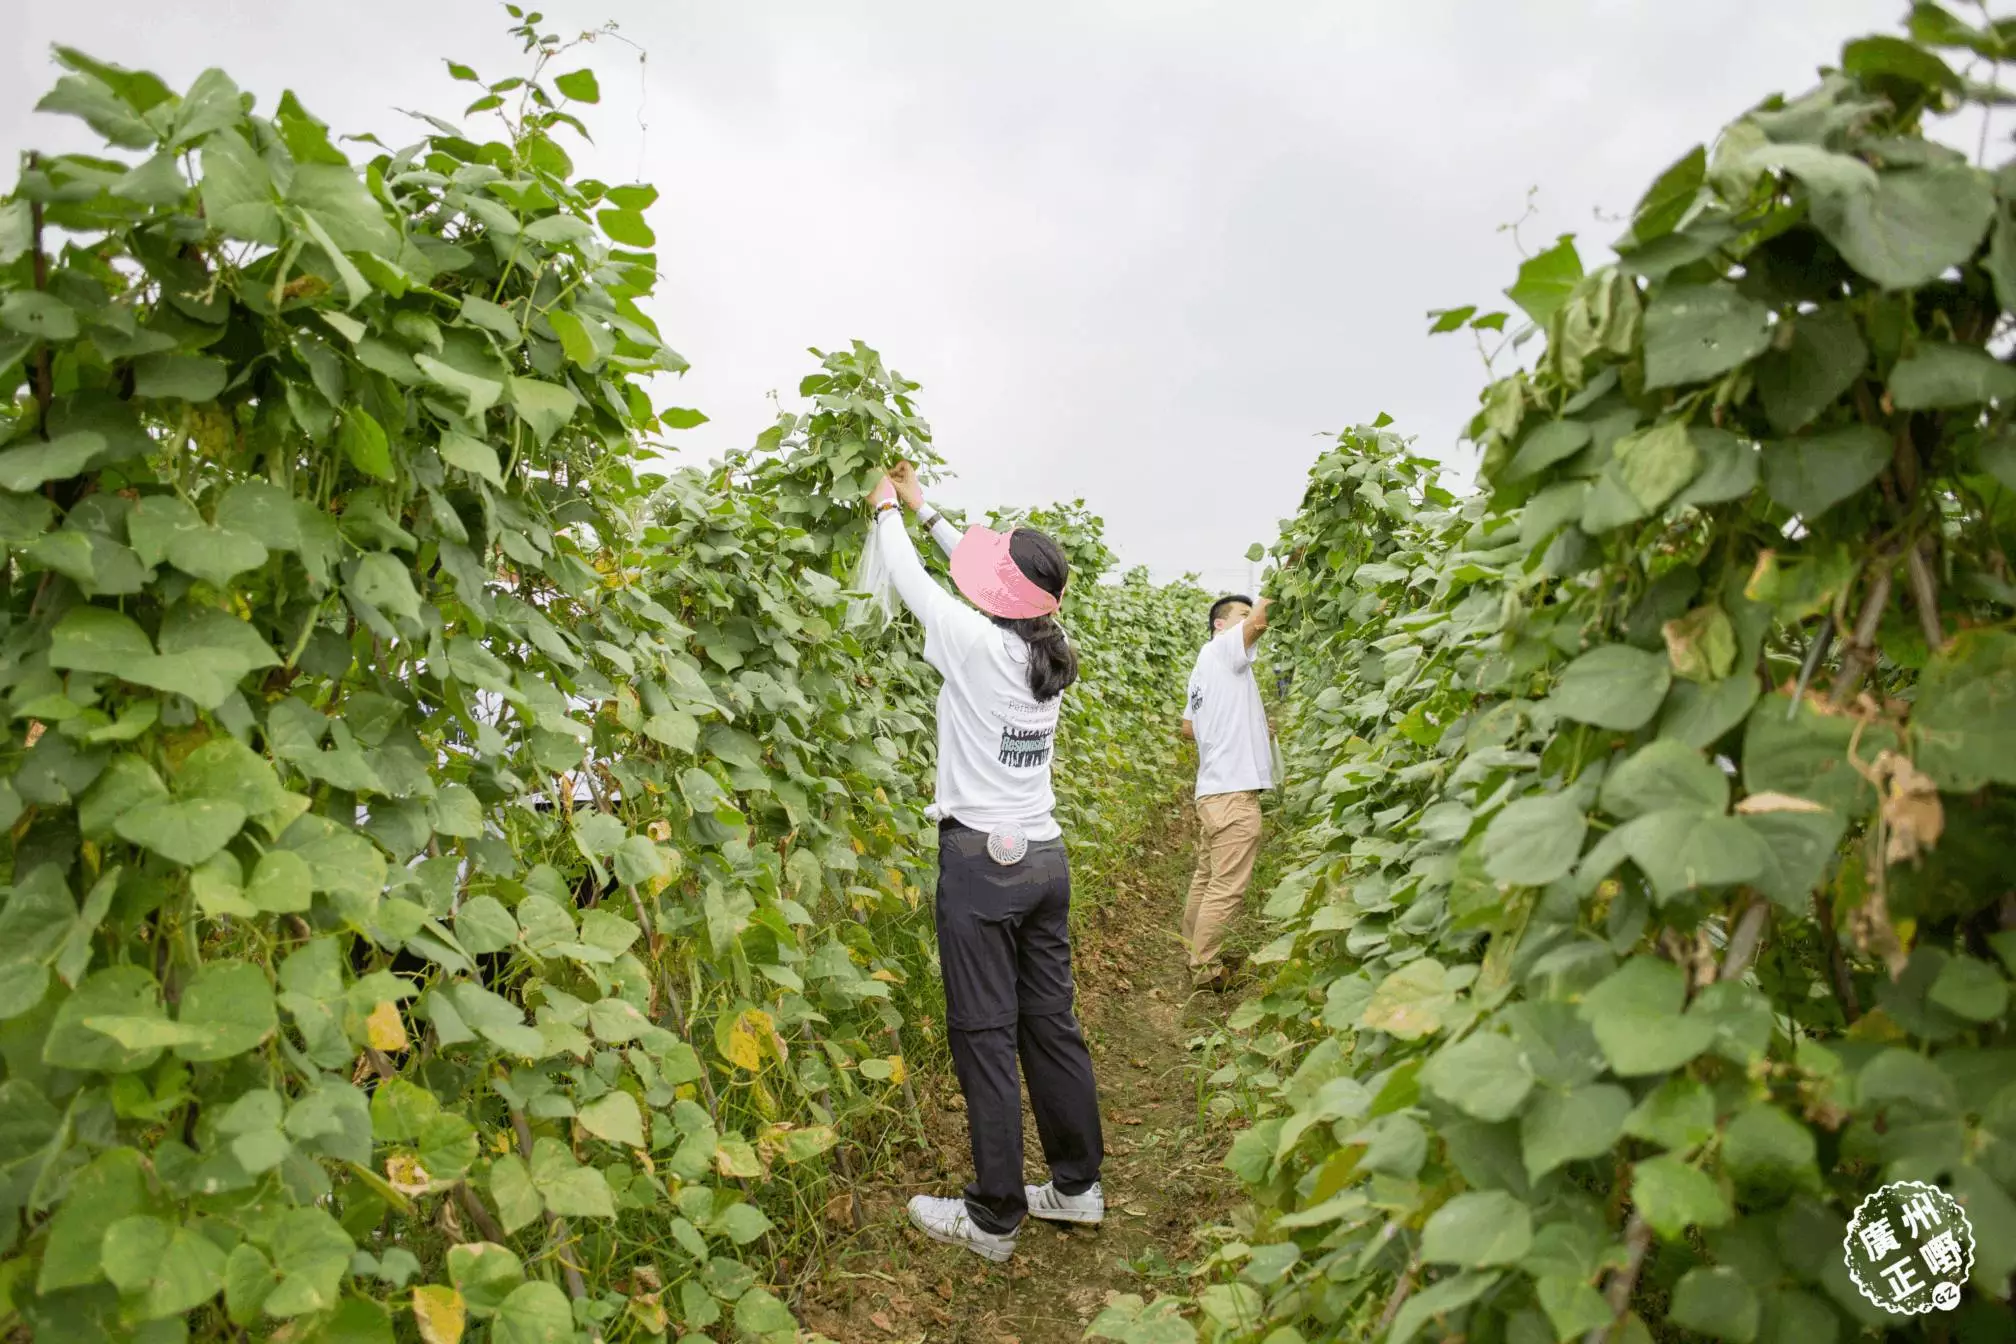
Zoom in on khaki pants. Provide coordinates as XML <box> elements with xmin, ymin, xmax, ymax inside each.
<box><xmin>1181</xmin><ymin>791</ymin><xmax>1262</xmax><ymax>980</ymax></box>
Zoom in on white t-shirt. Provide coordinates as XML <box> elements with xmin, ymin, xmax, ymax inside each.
<box><xmin>1186</xmin><ymin>624</ymin><xmax>1272</xmax><ymax>799</ymax></box>
<box><xmin>876</xmin><ymin>507</ymin><xmax>1063</xmax><ymax>841</ymax></box>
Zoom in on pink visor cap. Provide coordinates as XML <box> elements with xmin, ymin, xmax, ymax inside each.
<box><xmin>949</xmin><ymin>527</ymin><xmax>1060</xmax><ymax>619</ymax></box>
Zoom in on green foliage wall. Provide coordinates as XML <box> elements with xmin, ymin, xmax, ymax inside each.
<box><xmin>1171</xmin><ymin>12</ymin><xmax>2016</xmax><ymax>1344</ymax></box>
<box><xmin>0</xmin><ymin>24</ymin><xmax>1199</xmax><ymax>1344</ymax></box>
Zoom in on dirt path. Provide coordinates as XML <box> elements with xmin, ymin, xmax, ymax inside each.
<box><xmin>799</xmin><ymin>803</ymin><xmax>1241</xmax><ymax>1344</ymax></box>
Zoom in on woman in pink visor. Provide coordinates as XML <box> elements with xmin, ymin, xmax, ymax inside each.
<box><xmin>869</xmin><ymin>462</ymin><xmax>1105</xmax><ymax>1263</ymax></box>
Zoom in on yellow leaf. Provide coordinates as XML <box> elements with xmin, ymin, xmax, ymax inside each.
<box><xmin>366</xmin><ymin>1001</ymin><xmax>410</xmax><ymax>1051</ymax></box>
<box><xmin>886</xmin><ymin>1055</ymin><xmax>907</xmax><ymax>1085</ymax></box>
<box><xmin>870</xmin><ymin>969</ymin><xmax>900</xmax><ymax>984</ymax></box>
<box><xmin>413</xmin><ymin>1284</ymin><xmax>466</xmax><ymax>1344</ymax></box>
<box><xmin>720</xmin><ymin>1008</ymin><xmax>775</xmax><ymax>1071</ymax></box>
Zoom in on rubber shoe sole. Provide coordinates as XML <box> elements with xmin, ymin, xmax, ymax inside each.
<box><xmin>1024</xmin><ymin>1183</ymin><xmax>1104</xmax><ymax>1225</ymax></box>
<box><xmin>1027</xmin><ymin>1203</ymin><xmax>1103</xmax><ymax>1225</ymax></box>
<box><xmin>907</xmin><ymin>1201</ymin><xmax>1016</xmax><ymax>1263</ymax></box>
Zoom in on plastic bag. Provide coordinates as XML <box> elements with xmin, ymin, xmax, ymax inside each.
<box><xmin>848</xmin><ymin>521</ymin><xmax>901</xmax><ymax>630</ymax></box>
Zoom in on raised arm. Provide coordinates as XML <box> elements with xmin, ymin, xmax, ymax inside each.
<box><xmin>922</xmin><ymin>505</ymin><xmax>962</xmax><ymax>559</ymax></box>
<box><xmin>1242</xmin><ymin>595</ymin><xmax>1272</xmax><ymax>651</ymax></box>
<box><xmin>870</xmin><ymin>480</ymin><xmax>987</xmax><ymax>644</ymax></box>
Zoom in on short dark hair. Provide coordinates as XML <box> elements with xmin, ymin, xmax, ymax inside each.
<box><xmin>1208</xmin><ymin>594</ymin><xmax>1253</xmax><ymax>636</ymax></box>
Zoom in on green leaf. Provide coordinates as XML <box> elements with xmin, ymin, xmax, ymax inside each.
<box><xmin>1586</xmin><ymin>421</ymin><xmax>1701</xmax><ymax>529</ymax></box>
<box><xmin>1553</xmin><ymin>643</ymin><xmax>1672</xmax><ymax>730</ymax></box>
<box><xmin>45</xmin><ymin>965</ymin><xmax>164</xmax><ymax>1074</ymax></box>
<box><xmin>38</xmin><ymin>1147</ymin><xmax>154</xmax><ymax>1293</ymax></box>
<box><xmin>0</xmin><ymin>290</ymin><xmax>80</xmax><ymax>341</ymax></box>
<box><xmin>1844</xmin><ymin>32</ymin><xmax>1962</xmax><ymax>92</ymax></box>
<box><xmin>1600</xmin><ymin>740</ymin><xmax>1729</xmax><ymax>819</ymax></box>
<box><xmin>1481</xmin><ymin>793</ymin><xmax>1587</xmax><ymax>886</ymax></box>
<box><xmin>1537</xmin><ymin>1276</ymin><xmax>1614</xmax><ymax>1340</ymax></box>
<box><xmin>439</xmin><ymin>430</ymin><xmax>504</xmax><ymax>485</ymax></box>
<box><xmin>1761</xmin><ymin>425</ymin><xmax>1890</xmax><ymax>520</ymax></box>
<box><xmin>488</xmin><ymin>1156</ymin><xmax>543</xmax><ymax>1234</ymax></box>
<box><xmin>1615</xmin><ymin>808</ymin><xmax>1771</xmax><ymax>900</ymax></box>
<box><xmin>132</xmin><ymin>354</ymin><xmax>227</xmax><ymax>402</ymax></box>
<box><xmin>597</xmin><ymin>207</ymin><xmax>654</xmax><ymax>247</ymax></box>
<box><xmin>1721</xmin><ymin>1104</ymin><xmax>1818</xmax><ymax>1193</ymax></box>
<box><xmin>576</xmin><ymin>1092</ymin><xmax>645</xmax><ymax>1148</ymax></box>
<box><xmin>1662</xmin><ymin>603</ymin><xmax>1737</xmax><ymax>682</ymax></box>
<box><xmin>175</xmin><ymin>959</ymin><xmax>277</xmax><ymax>1061</ymax></box>
<box><xmin>1755</xmin><ymin>304</ymin><xmax>1869</xmax><ymax>434</ymax></box>
<box><xmin>0</xmin><ymin>431</ymin><xmax>107</xmax><ymax>492</ymax></box>
<box><xmin>1505</xmin><ymin>419</ymin><xmax>1592</xmax><ymax>483</ymax></box>
<box><xmin>1420</xmin><ymin>1031</ymin><xmax>1534</xmax><ymax>1122</ymax></box>
<box><xmin>1889</xmin><ymin>341</ymin><xmax>2016</xmax><ymax>408</ymax></box>
<box><xmin>458</xmin><ymin>295</ymin><xmax>521</xmax><ymax>342</ymax></box>
<box><xmin>1642</xmin><ymin>284</ymin><xmax>1773</xmax><ymax>389</ymax></box>
<box><xmin>1743</xmin><ymin>693</ymin><xmax>1890</xmax><ymax>813</ymax></box>
<box><xmin>1505</xmin><ymin>235</ymin><xmax>1583</xmax><ymax>325</ymax></box>
<box><xmin>733</xmin><ymin>1286</ymin><xmax>796</xmax><ymax>1340</ymax></box>
<box><xmin>350</xmin><ymin>552</ymin><xmax>422</xmax><ymax>624</ymax></box>
<box><xmin>36</xmin><ymin>73</ymin><xmax>157</xmax><ymax>149</ymax></box>
<box><xmin>1673</xmin><ymin>429</ymin><xmax>1760</xmax><ymax>508</ymax></box>
<box><xmin>78</xmin><ymin>754</ymin><xmax>170</xmax><ymax>839</ymax></box>
<box><xmin>1625</xmin><ymin>1076</ymin><xmax>1716</xmax><ymax>1153</ymax></box>
<box><xmin>101</xmin><ymin>1215</ymin><xmax>227</xmax><ymax>1319</ymax></box>
<box><xmin>1632</xmin><ymin>1153</ymin><xmax>1732</xmax><ymax>1240</ymax></box>
<box><xmin>530</xmin><ymin>1137</ymin><xmax>615</xmax><ymax>1218</ymax></box>
<box><xmin>1358</xmin><ymin>959</ymin><xmax>1454</xmax><ymax>1041</ymax></box>
<box><xmin>1667</xmin><ymin>1265</ymin><xmax>1760</xmax><ymax>1342</ymax></box>
<box><xmin>448</xmin><ymin>1243</ymin><xmax>526</xmax><ymax>1319</ymax></box>
<box><xmin>1912</xmin><ymin>629</ymin><xmax>2016</xmax><ymax>791</ymax></box>
<box><xmin>554</xmin><ymin>69</ymin><xmax>601</xmax><ymax>103</ymax></box>
<box><xmin>1694</xmin><ymin>977</ymin><xmax>1770</xmax><ymax>1057</ymax></box>
<box><xmin>710</xmin><ymin>1201</ymin><xmax>773</xmax><ymax>1246</ymax></box>
<box><xmin>508</xmin><ymin>376</ymin><xmax>580</xmax><ymax>445</ymax></box>
<box><xmin>1743</xmin><ymin>807</ymin><xmax>1848</xmax><ymax>913</ymax></box>
<box><xmin>248</xmin><ymin>850</ymin><xmax>314</xmax><ymax>913</ymax></box>
<box><xmin>1810</xmin><ymin>162</ymin><xmax>1994</xmax><ymax>290</ymax></box>
<box><xmin>1420</xmin><ymin>1191</ymin><xmax>1532</xmax><ymax>1268</ymax></box>
<box><xmin>1522</xmin><ymin>1083</ymin><xmax>1632</xmax><ymax>1180</ymax></box>
<box><xmin>1578</xmin><ymin>957</ymin><xmax>1714</xmax><ymax>1076</ymax></box>
<box><xmin>338</xmin><ymin>408</ymin><xmax>394</xmax><ymax>480</ymax></box>
<box><xmin>262</xmin><ymin>1207</ymin><xmax>355</xmax><ymax>1317</ymax></box>
<box><xmin>114</xmin><ymin>798</ymin><xmax>247</xmax><ymax>865</ymax></box>
<box><xmin>200</xmin><ymin>129</ymin><xmax>281</xmax><ymax>244</ymax></box>
<box><xmin>1623</xmin><ymin>144</ymin><xmax>1706</xmax><ymax>246</ymax></box>
<box><xmin>289</xmin><ymin>163</ymin><xmax>398</xmax><ymax>255</ymax></box>
<box><xmin>1928</xmin><ymin>953</ymin><xmax>2009</xmax><ymax>1022</ymax></box>
<box><xmin>450</xmin><ymin>982</ymin><xmax>545</xmax><ymax>1058</ymax></box>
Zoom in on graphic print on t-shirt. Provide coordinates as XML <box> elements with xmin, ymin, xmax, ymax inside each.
<box><xmin>1187</xmin><ymin>683</ymin><xmax>1204</xmax><ymax>716</ymax></box>
<box><xmin>998</xmin><ymin>723</ymin><xmax>1053</xmax><ymax>768</ymax></box>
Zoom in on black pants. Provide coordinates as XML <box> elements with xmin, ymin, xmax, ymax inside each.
<box><xmin>935</xmin><ymin>820</ymin><xmax>1104</xmax><ymax>1234</ymax></box>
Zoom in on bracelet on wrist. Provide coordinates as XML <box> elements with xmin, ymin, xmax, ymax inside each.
<box><xmin>918</xmin><ymin>506</ymin><xmax>941</xmax><ymax>530</ymax></box>
<box><xmin>873</xmin><ymin>499</ymin><xmax>900</xmax><ymax>516</ymax></box>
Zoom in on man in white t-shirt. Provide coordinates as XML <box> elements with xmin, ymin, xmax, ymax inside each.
<box><xmin>1179</xmin><ymin>593</ymin><xmax>1273</xmax><ymax>989</ymax></box>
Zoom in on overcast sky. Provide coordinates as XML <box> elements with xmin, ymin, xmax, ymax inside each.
<box><xmin>2</xmin><ymin>1</ymin><xmax>1965</xmax><ymax>590</ymax></box>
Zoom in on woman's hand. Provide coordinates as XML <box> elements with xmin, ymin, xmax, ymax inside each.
<box><xmin>869</xmin><ymin>473</ymin><xmax>898</xmax><ymax>509</ymax></box>
<box><xmin>889</xmin><ymin>461</ymin><xmax>925</xmax><ymax>511</ymax></box>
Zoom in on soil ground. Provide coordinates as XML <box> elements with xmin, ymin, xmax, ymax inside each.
<box><xmin>796</xmin><ymin>801</ymin><xmax>1254</xmax><ymax>1344</ymax></box>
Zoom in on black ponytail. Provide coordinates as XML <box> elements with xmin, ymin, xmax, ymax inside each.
<box><xmin>995</xmin><ymin>529</ymin><xmax>1078</xmax><ymax>701</ymax></box>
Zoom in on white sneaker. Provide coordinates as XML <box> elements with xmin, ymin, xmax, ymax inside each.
<box><xmin>1024</xmin><ymin>1180</ymin><xmax>1104</xmax><ymax>1225</ymax></box>
<box><xmin>906</xmin><ymin>1195</ymin><xmax>1018</xmax><ymax>1263</ymax></box>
